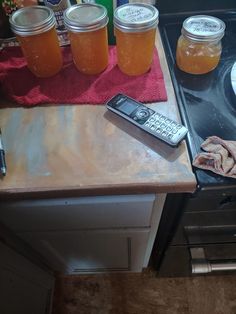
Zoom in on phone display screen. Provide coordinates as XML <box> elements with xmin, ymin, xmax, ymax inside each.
<box><xmin>117</xmin><ymin>100</ymin><xmax>139</xmax><ymax>116</ymax></box>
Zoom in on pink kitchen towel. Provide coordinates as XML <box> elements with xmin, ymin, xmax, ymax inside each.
<box><xmin>193</xmin><ymin>136</ymin><xmax>236</xmax><ymax>179</ymax></box>
<box><xmin>0</xmin><ymin>46</ymin><xmax>167</xmax><ymax>106</ymax></box>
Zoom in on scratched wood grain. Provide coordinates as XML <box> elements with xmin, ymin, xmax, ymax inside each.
<box><xmin>0</xmin><ymin>31</ymin><xmax>196</xmax><ymax>199</ymax></box>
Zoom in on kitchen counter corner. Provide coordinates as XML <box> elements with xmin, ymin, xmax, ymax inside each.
<box><xmin>0</xmin><ymin>30</ymin><xmax>196</xmax><ymax>200</ymax></box>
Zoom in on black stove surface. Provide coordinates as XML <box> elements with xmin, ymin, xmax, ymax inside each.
<box><xmin>159</xmin><ymin>10</ymin><xmax>236</xmax><ymax>190</ymax></box>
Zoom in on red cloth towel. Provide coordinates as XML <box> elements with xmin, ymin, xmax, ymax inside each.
<box><xmin>0</xmin><ymin>46</ymin><xmax>167</xmax><ymax>106</ymax></box>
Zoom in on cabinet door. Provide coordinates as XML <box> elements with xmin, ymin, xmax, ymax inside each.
<box><xmin>0</xmin><ymin>242</ymin><xmax>54</xmax><ymax>314</ymax></box>
<box><xmin>18</xmin><ymin>229</ymin><xmax>150</xmax><ymax>274</ymax></box>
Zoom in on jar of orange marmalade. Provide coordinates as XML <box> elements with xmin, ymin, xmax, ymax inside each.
<box><xmin>176</xmin><ymin>15</ymin><xmax>225</xmax><ymax>75</ymax></box>
<box><xmin>10</xmin><ymin>6</ymin><xmax>63</xmax><ymax>78</ymax></box>
<box><xmin>114</xmin><ymin>3</ymin><xmax>159</xmax><ymax>76</ymax></box>
<box><xmin>64</xmin><ymin>4</ymin><xmax>109</xmax><ymax>75</ymax></box>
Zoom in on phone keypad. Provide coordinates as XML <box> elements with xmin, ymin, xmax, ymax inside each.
<box><xmin>144</xmin><ymin>113</ymin><xmax>184</xmax><ymax>141</ymax></box>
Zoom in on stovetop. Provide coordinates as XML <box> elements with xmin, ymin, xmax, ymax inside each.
<box><xmin>159</xmin><ymin>9</ymin><xmax>236</xmax><ymax>190</ymax></box>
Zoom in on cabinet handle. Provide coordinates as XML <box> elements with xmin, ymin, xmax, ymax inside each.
<box><xmin>190</xmin><ymin>248</ymin><xmax>236</xmax><ymax>274</ymax></box>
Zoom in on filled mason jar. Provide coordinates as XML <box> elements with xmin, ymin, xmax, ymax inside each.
<box><xmin>113</xmin><ymin>3</ymin><xmax>159</xmax><ymax>76</ymax></box>
<box><xmin>9</xmin><ymin>6</ymin><xmax>63</xmax><ymax>78</ymax></box>
<box><xmin>176</xmin><ymin>15</ymin><xmax>225</xmax><ymax>75</ymax></box>
<box><xmin>64</xmin><ymin>3</ymin><xmax>109</xmax><ymax>75</ymax></box>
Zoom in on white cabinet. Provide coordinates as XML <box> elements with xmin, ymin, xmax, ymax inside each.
<box><xmin>18</xmin><ymin>229</ymin><xmax>150</xmax><ymax>273</ymax></box>
<box><xmin>0</xmin><ymin>194</ymin><xmax>166</xmax><ymax>274</ymax></box>
<box><xmin>0</xmin><ymin>242</ymin><xmax>54</xmax><ymax>314</ymax></box>
<box><xmin>0</xmin><ymin>195</ymin><xmax>155</xmax><ymax>230</ymax></box>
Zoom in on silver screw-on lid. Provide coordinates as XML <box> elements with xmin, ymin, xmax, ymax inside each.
<box><xmin>114</xmin><ymin>3</ymin><xmax>159</xmax><ymax>33</ymax></box>
<box><xmin>64</xmin><ymin>3</ymin><xmax>108</xmax><ymax>32</ymax></box>
<box><xmin>9</xmin><ymin>6</ymin><xmax>56</xmax><ymax>36</ymax></box>
<box><xmin>182</xmin><ymin>15</ymin><xmax>226</xmax><ymax>42</ymax></box>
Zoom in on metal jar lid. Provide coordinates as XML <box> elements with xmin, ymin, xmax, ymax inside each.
<box><xmin>64</xmin><ymin>3</ymin><xmax>108</xmax><ymax>33</ymax></box>
<box><xmin>9</xmin><ymin>6</ymin><xmax>56</xmax><ymax>36</ymax></box>
<box><xmin>114</xmin><ymin>3</ymin><xmax>159</xmax><ymax>33</ymax></box>
<box><xmin>182</xmin><ymin>15</ymin><xmax>226</xmax><ymax>42</ymax></box>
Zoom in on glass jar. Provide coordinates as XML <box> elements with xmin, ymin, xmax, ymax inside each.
<box><xmin>113</xmin><ymin>3</ymin><xmax>159</xmax><ymax>76</ymax></box>
<box><xmin>64</xmin><ymin>4</ymin><xmax>109</xmax><ymax>75</ymax></box>
<box><xmin>9</xmin><ymin>6</ymin><xmax>63</xmax><ymax>78</ymax></box>
<box><xmin>176</xmin><ymin>15</ymin><xmax>225</xmax><ymax>75</ymax></box>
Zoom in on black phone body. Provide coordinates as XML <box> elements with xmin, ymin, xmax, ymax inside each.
<box><xmin>106</xmin><ymin>94</ymin><xmax>188</xmax><ymax>147</ymax></box>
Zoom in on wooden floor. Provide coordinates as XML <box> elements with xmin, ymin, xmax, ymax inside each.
<box><xmin>52</xmin><ymin>270</ymin><xmax>236</xmax><ymax>314</ymax></box>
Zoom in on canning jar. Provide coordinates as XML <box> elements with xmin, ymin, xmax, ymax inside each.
<box><xmin>113</xmin><ymin>3</ymin><xmax>159</xmax><ymax>76</ymax></box>
<box><xmin>64</xmin><ymin>3</ymin><xmax>109</xmax><ymax>75</ymax></box>
<box><xmin>176</xmin><ymin>15</ymin><xmax>225</xmax><ymax>75</ymax></box>
<box><xmin>10</xmin><ymin>6</ymin><xmax>63</xmax><ymax>78</ymax></box>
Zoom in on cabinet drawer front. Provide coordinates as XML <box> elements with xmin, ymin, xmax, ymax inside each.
<box><xmin>0</xmin><ymin>194</ymin><xmax>155</xmax><ymax>231</ymax></box>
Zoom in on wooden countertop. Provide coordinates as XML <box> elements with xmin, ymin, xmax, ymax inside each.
<box><xmin>0</xmin><ymin>31</ymin><xmax>196</xmax><ymax>200</ymax></box>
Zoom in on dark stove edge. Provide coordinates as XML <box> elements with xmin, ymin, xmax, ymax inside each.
<box><xmin>159</xmin><ymin>9</ymin><xmax>236</xmax><ymax>20</ymax></box>
<box><xmin>159</xmin><ymin>19</ymin><xmax>236</xmax><ymax>190</ymax></box>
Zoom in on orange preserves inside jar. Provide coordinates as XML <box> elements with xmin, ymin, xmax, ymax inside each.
<box><xmin>115</xmin><ymin>27</ymin><xmax>156</xmax><ymax>76</ymax></box>
<box><xmin>17</xmin><ymin>26</ymin><xmax>63</xmax><ymax>78</ymax></box>
<box><xmin>176</xmin><ymin>35</ymin><xmax>222</xmax><ymax>75</ymax></box>
<box><xmin>68</xmin><ymin>27</ymin><xmax>108</xmax><ymax>75</ymax></box>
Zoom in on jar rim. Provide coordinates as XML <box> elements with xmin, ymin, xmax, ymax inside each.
<box><xmin>182</xmin><ymin>15</ymin><xmax>225</xmax><ymax>42</ymax></box>
<box><xmin>64</xmin><ymin>3</ymin><xmax>108</xmax><ymax>33</ymax></box>
<box><xmin>114</xmin><ymin>3</ymin><xmax>159</xmax><ymax>33</ymax></box>
<box><xmin>9</xmin><ymin>6</ymin><xmax>56</xmax><ymax>36</ymax></box>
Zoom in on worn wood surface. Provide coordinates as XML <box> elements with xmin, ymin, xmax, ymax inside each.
<box><xmin>0</xmin><ymin>31</ymin><xmax>196</xmax><ymax>199</ymax></box>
